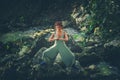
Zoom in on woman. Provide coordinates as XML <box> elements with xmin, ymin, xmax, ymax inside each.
<box><xmin>42</xmin><ymin>21</ymin><xmax>75</xmax><ymax>67</ymax></box>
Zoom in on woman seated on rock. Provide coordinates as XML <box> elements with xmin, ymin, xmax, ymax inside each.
<box><xmin>41</xmin><ymin>21</ymin><xmax>80</xmax><ymax>71</ymax></box>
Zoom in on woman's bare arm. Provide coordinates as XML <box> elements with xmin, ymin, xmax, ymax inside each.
<box><xmin>64</xmin><ymin>32</ymin><xmax>69</xmax><ymax>41</ymax></box>
<box><xmin>59</xmin><ymin>32</ymin><xmax>69</xmax><ymax>41</ymax></box>
<box><xmin>48</xmin><ymin>33</ymin><xmax>55</xmax><ymax>42</ymax></box>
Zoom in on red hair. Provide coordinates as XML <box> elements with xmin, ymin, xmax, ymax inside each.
<box><xmin>54</xmin><ymin>21</ymin><xmax>63</xmax><ymax>27</ymax></box>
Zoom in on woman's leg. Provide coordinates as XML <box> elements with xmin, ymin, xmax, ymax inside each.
<box><xmin>42</xmin><ymin>45</ymin><xmax>58</xmax><ymax>63</ymax></box>
<box><xmin>59</xmin><ymin>44</ymin><xmax>75</xmax><ymax>67</ymax></box>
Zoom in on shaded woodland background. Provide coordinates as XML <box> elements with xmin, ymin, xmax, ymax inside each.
<box><xmin>0</xmin><ymin>0</ymin><xmax>120</xmax><ymax>80</ymax></box>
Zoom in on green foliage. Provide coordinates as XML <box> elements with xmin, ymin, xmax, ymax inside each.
<box><xmin>72</xmin><ymin>33</ymin><xmax>87</xmax><ymax>47</ymax></box>
<box><xmin>97</xmin><ymin>62</ymin><xmax>112</xmax><ymax>76</ymax></box>
<box><xmin>86</xmin><ymin>0</ymin><xmax>119</xmax><ymax>39</ymax></box>
<box><xmin>6</xmin><ymin>45</ymin><xmax>9</xmax><ymax>49</ymax></box>
<box><xmin>71</xmin><ymin>0</ymin><xmax>119</xmax><ymax>41</ymax></box>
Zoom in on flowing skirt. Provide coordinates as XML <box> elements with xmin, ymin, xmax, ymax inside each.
<box><xmin>42</xmin><ymin>40</ymin><xmax>75</xmax><ymax>67</ymax></box>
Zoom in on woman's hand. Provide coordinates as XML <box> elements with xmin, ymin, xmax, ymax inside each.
<box><xmin>58</xmin><ymin>38</ymin><xmax>64</xmax><ymax>41</ymax></box>
<box><xmin>54</xmin><ymin>38</ymin><xmax>59</xmax><ymax>40</ymax></box>
<box><xmin>48</xmin><ymin>32</ymin><xmax>69</xmax><ymax>42</ymax></box>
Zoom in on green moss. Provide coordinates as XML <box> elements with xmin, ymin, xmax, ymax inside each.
<box><xmin>97</xmin><ymin>62</ymin><xmax>112</xmax><ymax>76</ymax></box>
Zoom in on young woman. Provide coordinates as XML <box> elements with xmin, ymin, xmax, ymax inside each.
<box><xmin>42</xmin><ymin>21</ymin><xmax>75</xmax><ymax>67</ymax></box>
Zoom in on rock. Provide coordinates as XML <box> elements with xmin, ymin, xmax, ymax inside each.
<box><xmin>104</xmin><ymin>39</ymin><xmax>120</xmax><ymax>47</ymax></box>
<box><xmin>103</xmin><ymin>45</ymin><xmax>120</xmax><ymax>70</ymax></box>
<box><xmin>62</xmin><ymin>20</ymin><xmax>70</xmax><ymax>27</ymax></box>
<box><xmin>32</xmin><ymin>47</ymin><xmax>46</xmax><ymax>64</ymax></box>
<box><xmin>78</xmin><ymin>53</ymin><xmax>101</xmax><ymax>67</ymax></box>
<box><xmin>54</xmin><ymin>53</ymin><xmax>62</xmax><ymax>63</ymax></box>
<box><xmin>88</xmin><ymin>64</ymin><xmax>96</xmax><ymax>70</ymax></box>
<box><xmin>18</xmin><ymin>45</ymin><xmax>30</xmax><ymax>56</ymax></box>
<box><xmin>64</xmin><ymin>27</ymin><xmax>79</xmax><ymax>35</ymax></box>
